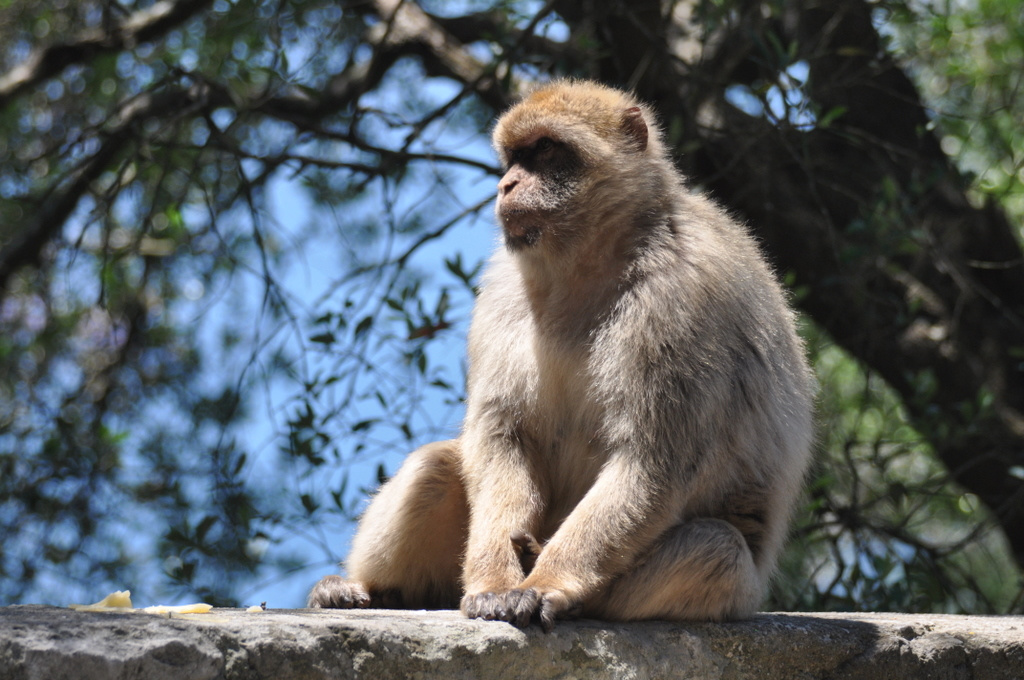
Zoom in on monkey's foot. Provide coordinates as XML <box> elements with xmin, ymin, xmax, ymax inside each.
<box><xmin>461</xmin><ymin>587</ymin><xmax>575</xmax><ymax>632</ymax></box>
<box><xmin>307</xmin><ymin>575</ymin><xmax>373</xmax><ymax>609</ymax></box>
<box><xmin>510</xmin><ymin>530</ymin><xmax>543</xmax><ymax>574</ymax></box>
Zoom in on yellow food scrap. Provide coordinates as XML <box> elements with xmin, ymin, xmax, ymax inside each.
<box><xmin>69</xmin><ymin>590</ymin><xmax>133</xmax><ymax>611</ymax></box>
<box><xmin>140</xmin><ymin>603</ymin><xmax>213</xmax><ymax>615</ymax></box>
<box><xmin>69</xmin><ymin>590</ymin><xmax>213</xmax><ymax>615</ymax></box>
<box><xmin>245</xmin><ymin>605</ymin><xmax>264</xmax><ymax>613</ymax></box>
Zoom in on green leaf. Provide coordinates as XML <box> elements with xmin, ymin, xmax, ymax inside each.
<box><xmin>354</xmin><ymin>316</ymin><xmax>373</xmax><ymax>338</ymax></box>
<box><xmin>309</xmin><ymin>332</ymin><xmax>335</xmax><ymax>345</ymax></box>
<box><xmin>818</xmin><ymin>105</ymin><xmax>848</xmax><ymax>128</ymax></box>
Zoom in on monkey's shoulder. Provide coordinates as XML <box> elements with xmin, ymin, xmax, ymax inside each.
<box><xmin>589</xmin><ymin>229</ymin><xmax>800</xmax><ymax>385</ymax></box>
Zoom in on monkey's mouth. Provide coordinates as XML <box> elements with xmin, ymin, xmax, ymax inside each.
<box><xmin>500</xmin><ymin>209</ymin><xmax>543</xmax><ymax>249</ymax></box>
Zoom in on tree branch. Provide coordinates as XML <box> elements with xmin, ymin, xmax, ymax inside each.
<box><xmin>428</xmin><ymin>7</ymin><xmax>582</xmax><ymax>71</ymax></box>
<box><xmin>0</xmin><ymin>85</ymin><xmax>210</xmax><ymax>292</ymax></box>
<box><xmin>0</xmin><ymin>0</ymin><xmax>214</xmax><ymax>111</ymax></box>
<box><xmin>2</xmin><ymin>0</ymin><xmax>499</xmax><ymax>292</ymax></box>
<box><xmin>370</xmin><ymin>0</ymin><xmax>511</xmax><ymax>111</ymax></box>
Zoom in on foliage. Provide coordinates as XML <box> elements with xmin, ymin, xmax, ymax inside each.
<box><xmin>886</xmin><ymin>0</ymin><xmax>1024</xmax><ymax>222</ymax></box>
<box><xmin>0</xmin><ymin>0</ymin><xmax>1021</xmax><ymax>613</ymax></box>
<box><xmin>773</xmin><ymin>329</ymin><xmax>1021</xmax><ymax>613</ymax></box>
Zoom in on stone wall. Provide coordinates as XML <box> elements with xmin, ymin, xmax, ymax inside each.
<box><xmin>1</xmin><ymin>605</ymin><xmax>1022</xmax><ymax>679</ymax></box>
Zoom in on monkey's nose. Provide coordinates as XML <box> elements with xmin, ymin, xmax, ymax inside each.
<box><xmin>499</xmin><ymin>179</ymin><xmax>518</xmax><ymax>196</ymax></box>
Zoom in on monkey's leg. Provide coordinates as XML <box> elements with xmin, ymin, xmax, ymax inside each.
<box><xmin>584</xmin><ymin>518</ymin><xmax>764</xmax><ymax>622</ymax></box>
<box><xmin>307</xmin><ymin>440</ymin><xmax>468</xmax><ymax>609</ymax></box>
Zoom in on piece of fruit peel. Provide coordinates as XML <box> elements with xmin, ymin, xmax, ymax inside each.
<box><xmin>69</xmin><ymin>590</ymin><xmax>212</xmax><ymax>614</ymax></box>
<box><xmin>140</xmin><ymin>603</ymin><xmax>213</xmax><ymax>614</ymax></box>
<box><xmin>69</xmin><ymin>590</ymin><xmax>133</xmax><ymax>611</ymax></box>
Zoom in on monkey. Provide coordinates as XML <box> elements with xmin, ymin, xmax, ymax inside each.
<box><xmin>308</xmin><ymin>80</ymin><xmax>815</xmax><ymax>631</ymax></box>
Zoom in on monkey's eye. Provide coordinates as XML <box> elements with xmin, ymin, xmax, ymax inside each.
<box><xmin>505</xmin><ymin>137</ymin><xmax>558</xmax><ymax>167</ymax></box>
<box><xmin>534</xmin><ymin>137</ymin><xmax>555</xmax><ymax>152</ymax></box>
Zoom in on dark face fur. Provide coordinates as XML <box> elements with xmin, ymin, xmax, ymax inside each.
<box><xmin>496</xmin><ymin>137</ymin><xmax>582</xmax><ymax>251</ymax></box>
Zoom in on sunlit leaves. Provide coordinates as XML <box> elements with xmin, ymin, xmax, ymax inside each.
<box><xmin>885</xmin><ymin>0</ymin><xmax>1024</xmax><ymax>226</ymax></box>
<box><xmin>771</xmin><ymin>326</ymin><xmax>1021</xmax><ymax>614</ymax></box>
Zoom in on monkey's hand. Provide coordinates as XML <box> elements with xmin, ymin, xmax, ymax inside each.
<box><xmin>461</xmin><ymin>586</ymin><xmax>575</xmax><ymax>632</ymax></box>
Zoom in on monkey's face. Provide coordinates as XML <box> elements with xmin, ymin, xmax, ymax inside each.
<box><xmin>495</xmin><ymin>136</ymin><xmax>582</xmax><ymax>251</ymax></box>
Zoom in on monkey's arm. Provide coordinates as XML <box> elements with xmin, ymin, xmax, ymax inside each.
<box><xmin>516</xmin><ymin>454</ymin><xmax>678</xmax><ymax>629</ymax></box>
<box><xmin>459</xmin><ymin>427</ymin><xmax>546</xmax><ymax>617</ymax></box>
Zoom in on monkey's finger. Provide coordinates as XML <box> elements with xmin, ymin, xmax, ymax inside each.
<box><xmin>341</xmin><ymin>583</ymin><xmax>371</xmax><ymax>608</ymax></box>
<box><xmin>489</xmin><ymin>589</ymin><xmax>529</xmax><ymax>624</ymax></box>
<box><xmin>539</xmin><ymin>606</ymin><xmax>556</xmax><ymax>632</ymax></box>
<box><xmin>462</xmin><ymin>593</ymin><xmax>477</xmax><ymax>618</ymax></box>
<box><xmin>538</xmin><ymin>590</ymin><xmax>572</xmax><ymax>633</ymax></box>
<box><xmin>510</xmin><ymin>588</ymin><xmax>540</xmax><ymax>629</ymax></box>
<box><xmin>498</xmin><ymin>588</ymin><xmax>524</xmax><ymax>625</ymax></box>
<box><xmin>460</xmin><ymin>593</ymin><xmax>480</xmax><ymax>618</ymax></box>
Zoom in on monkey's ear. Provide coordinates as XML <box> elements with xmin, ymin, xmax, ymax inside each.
<box><xmin>621</xmin><ymin>107</ymin><xmax>648</xmax><ymax>152</ymax></box>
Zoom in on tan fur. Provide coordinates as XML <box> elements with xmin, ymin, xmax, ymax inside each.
<box><xmin>308</xmin><ymin>80</ymin><xmax>814</xmax><ymax>629</ymax></box>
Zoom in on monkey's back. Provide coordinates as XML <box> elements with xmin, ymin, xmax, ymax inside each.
<box><xmin>597</xmin><ymin>189</ymin><xmax>814</xmax><ymax>568</ymax></box>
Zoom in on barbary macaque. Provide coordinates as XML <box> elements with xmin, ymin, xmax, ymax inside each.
<box><xmin>308</xmin><ymin>80</ymin><xmax>814</xmax><ymax>631</ymax></box>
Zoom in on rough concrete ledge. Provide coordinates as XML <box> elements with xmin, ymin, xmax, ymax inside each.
<box><xmin>1</xmin><ymin>605</ymin><xmax>1022</xmax><ymax>679</ymax></box>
